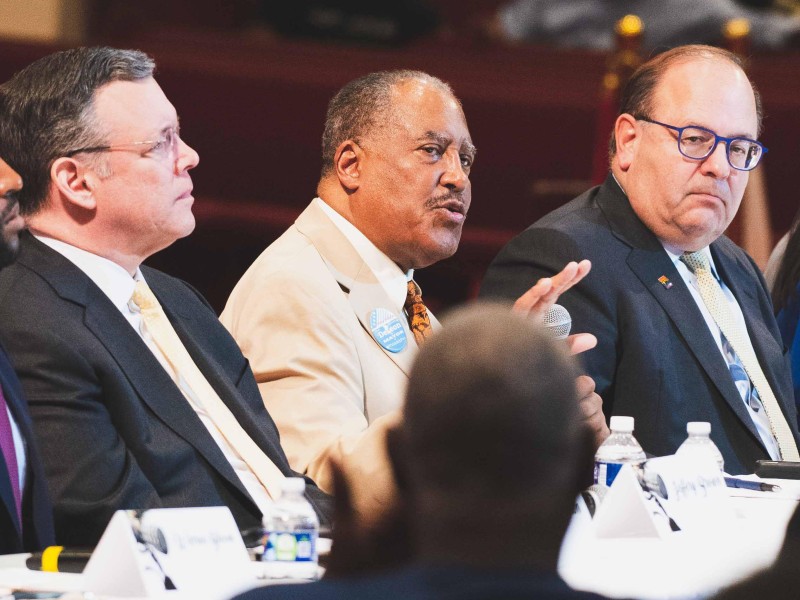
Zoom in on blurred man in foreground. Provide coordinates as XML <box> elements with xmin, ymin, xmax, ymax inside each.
<box><xmin>235</xmin><ymin>302</ymin><xmax>606</xmax><ymax>600</ymax></box>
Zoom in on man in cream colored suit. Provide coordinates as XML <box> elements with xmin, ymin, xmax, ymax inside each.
<box><xmin>222</xmin><ymin>70</ymin><xmax>604</xmax><ymax>523</ymax></box>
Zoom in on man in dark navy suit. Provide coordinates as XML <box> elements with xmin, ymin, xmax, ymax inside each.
<box><xmin>481</xmin><ymin>45</ymin><xmax>797</xmax><ymax>474</ymax></box>
<box><xmin>0</xmin><ymin>156</ymin><xmax>54</xmax><ymax>554</ymax></box>
<box><xmin>0</xmin><ymin>47</ymin><xmax>331</xmax><ymax>546</ymax></box>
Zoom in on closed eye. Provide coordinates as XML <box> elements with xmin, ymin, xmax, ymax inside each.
<box><xmin>148</xmin><ymin>138</ymin><xmax>169</xmax><ymax>154</ymax></box>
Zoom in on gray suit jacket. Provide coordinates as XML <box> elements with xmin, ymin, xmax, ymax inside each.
<box><xmin>0</xmin><ymin>233</ymin><xmax>332</xmax><ymax>545</ymax></box>
<box><xmin>480</xmin><ymin>176</ymin><xmax>798</xmax><ymax>474</ymax></box>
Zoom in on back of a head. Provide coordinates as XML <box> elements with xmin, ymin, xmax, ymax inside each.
<box><xmin>0</xmin><ymin>46</ymin><xmax>154</xmax><ymax>216</ymax></box>
<box><xmin>402</xmin><ymin>302</ymin><xmax>587</xmax><ymax>537</ymax></box>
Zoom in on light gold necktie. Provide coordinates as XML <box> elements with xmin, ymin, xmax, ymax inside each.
<box><xmin>131</xmin><ymin>281</ymin><xmax>286</xmax><ymax>497</ymax></box>
<box><xmin>404</xmin><ymin>280</ymin><xmax>433</xmax><ymax>346</ymax></box>
<box><xmin>681</xmin><ymin>251</ymin><xmax>800</xmax><ymax>461</ymax></box>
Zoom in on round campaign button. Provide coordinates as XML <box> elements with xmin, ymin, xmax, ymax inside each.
<box><xmin>369</xmin><ymin>308</ymin><xmax>407</xmax><ymax>353</ymax></box>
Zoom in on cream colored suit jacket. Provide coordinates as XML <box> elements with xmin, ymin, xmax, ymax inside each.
<box><xmin>221</xmin><ymin>200</ymin><xmax>440</xmax><ymax>523</ymax></box>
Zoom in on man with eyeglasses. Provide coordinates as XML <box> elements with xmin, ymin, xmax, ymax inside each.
<box><xmin>481</xmin><ymin>44</ymin><xmax>798</xmax><ymax>474</ymax></box>
<box><xmin>0</xmin><ymin>47</ymin><xmax>332</xmax><ymax>545</ymax></box>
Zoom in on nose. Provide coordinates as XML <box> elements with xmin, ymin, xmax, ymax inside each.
<box><xmin>174</xmin><ymin>137</ymin><xmax>200</xmax><ymax>175</ymax></box>
<box><xmin>0</xmin><ymin>158</ymin><xmax>23</xmax><ymax>197</ymax></box>
<box><xmin>700</xmin><ymin>140</ymin><xmax>731</xmax><ymax>179</ymax></box>
<box><xmin>440</xmin><ymin>149</ymin><xmax>469</xmax><ymax>192</ymax></box>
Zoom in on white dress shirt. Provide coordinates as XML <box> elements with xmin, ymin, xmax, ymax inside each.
<box><xmin>35</xmin><ymin>235</ymin><xmax>274</xmax><ymax>514</ymax></box>
<box><xmin>4</xmin><ymin>405</ymin><xmax>26</xmax><ymax>496</ymax></box>
<box><xmin>316</xmin><ymin>197</ymin><xmax>414</xmax><ymax>324</ymax></box>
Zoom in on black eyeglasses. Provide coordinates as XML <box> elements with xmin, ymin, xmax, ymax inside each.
<box><xmin>637</xmin><ymin>118</ymin><xmax>767</xmax><ymax>171</ymax></box>
<box><xmin>64</xmin><ymin>126</ymin><xmax>182</xmax><ymax>165</ymax></box>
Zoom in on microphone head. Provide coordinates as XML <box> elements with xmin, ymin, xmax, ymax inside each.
<box><xmin>543</xmin><ymin>304</ymin><xmax>571</xmax><ymax>340</ymax></box>
<box><xmin>580</xmin><ymin>484</ymin><xmax>608</xmax><ymax>517</ymax></box>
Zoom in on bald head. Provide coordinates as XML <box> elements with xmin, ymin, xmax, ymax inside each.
<box><xmin>404</xmin><ymin>302</ymin><xmax>585</xmax><ymax>507</ymax></box>
<box><xmin>396</xmin><ymin>302</ymin><xmax>591</xmax><ymax>567</ymax></box>
<box><xmin>610</xmin><ymin>44</ymin><xmax>762</xmax><ymax>158</ymax></box>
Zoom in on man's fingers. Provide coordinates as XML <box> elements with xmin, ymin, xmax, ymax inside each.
<box><xmin>550</xmin><ymin>259</ymin><xmax>591</xmax><ymax>295</ymax></box>
<box><xmin>576</xmin><ymin>376</ymin><xmax>610</xmax><ymax>447</ymax></box>
<box><xmin>575</xmin><ymin>374</ymin><xmax>596</xmax><ymax>397</ymax></box>
<box><xmin>566</xmin><ymin>333</ymin><xmax>597</xmax><ymax>355</ymax></box>
<box><xmin>512</xmin><ymin>276</ymin><xmax>553</xmax><ymax>314</ymax></box>
<box><xmin>511</xmin><ymin>259</ymin><xmax>592</xmax><ymax>318</ymax></box>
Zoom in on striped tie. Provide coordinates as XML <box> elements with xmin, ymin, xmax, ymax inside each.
<box><xmin>681</xmin><ymin>251</ymin><xmax>799</xmax><ymax>460</ymax></box>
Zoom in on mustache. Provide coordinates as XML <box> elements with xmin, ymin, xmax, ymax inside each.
<box><xmin>425</xmin><ymin>191</ymin><xmax>468</xmax><ymax>211</ymax></box>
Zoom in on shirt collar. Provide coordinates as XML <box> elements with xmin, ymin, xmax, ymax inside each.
<box><xmin>314</xmin><ymin>197</ymin><xmax>413</xmax><ymax>311</ymax></box>
<box><xmin>34</xmin><ymin>235</ymin><xmax>145</xmax><ymax>312</ymax></box>
<box><xmin>663</xmin><ymin>244</ymin><xmax>721</xmax><ymax>279</ymax></box>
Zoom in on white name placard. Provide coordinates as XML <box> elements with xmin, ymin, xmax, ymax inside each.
<box><xmin>644</xmin><ymin>454</ymin><xmax>732</xmax><ymax>531</ymax></box>
<box><xmin>84</xmin><ymin>507</ymin><xmax>256</xmax><ymax>599</ymax></box>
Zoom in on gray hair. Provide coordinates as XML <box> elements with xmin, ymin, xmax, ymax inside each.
<box><xmin>320</xmin><ymin>69</ymin><xmax>456</xmax><ymax>177</ymax></box>
<box><xmin>0</xmin><ymin>47</ymin><xmax>155</xmax><ymax>215</ymax></box>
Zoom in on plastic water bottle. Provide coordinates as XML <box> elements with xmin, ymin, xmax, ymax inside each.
<box><xmin>261</xmin><ymin>477</ymin><xmax>319</xmax><ymax>579</ymax></box>
<box><xmin>594</xmin><ymin>416</ymin><xmax>646</xmax><ymax>488</ymax></box>
<box><xmin>675</xmin><ymin>421</ymin><xmax>725</xmax><ymax>472</ymax></box>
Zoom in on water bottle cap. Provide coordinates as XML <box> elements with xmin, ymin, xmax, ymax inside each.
<box><xmin>609</xmin><ymin>415</ymin><xmax>634</xmax><ymax>432</ymax></box>
<box><xmin>686</xmin><ymin>421</ymin><xmax>711</xmax><ymax>435</ymax></box>
<box><xmin>280</xmin><ymin>477</ymin><xmax>306</xmax><ymax>493</ymax></box>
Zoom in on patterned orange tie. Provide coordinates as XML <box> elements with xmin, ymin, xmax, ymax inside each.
<box><xmin>404</xmin><ymin>280</ymin><xmax>433</xmax><ymax>346</ymax></box>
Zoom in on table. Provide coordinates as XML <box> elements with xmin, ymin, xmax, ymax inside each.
<box><xmin>558</xmin><ymin>480</ymin><xmax>800</xmax><ymax>599</ymax></box>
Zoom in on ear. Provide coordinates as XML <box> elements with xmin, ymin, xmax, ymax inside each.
<box><xmin>613</xmin><ymin>113</ymin><xmax>639</xmax><ymax>171</ymax></box>
<box><xmin>50</xmin><ymin>157</ymin><xmax>99</xmax><ymax>211</ymax></box>
<box><xmin>334</xmin><ymin>140</ymin><xmax>364</xmax><ymax>192</ymax></box>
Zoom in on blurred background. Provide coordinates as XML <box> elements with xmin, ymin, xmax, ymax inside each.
<box><xmin>2</xmin><ymin>0</ymin><xmax>800</xmax><ymax>312</ymax></box>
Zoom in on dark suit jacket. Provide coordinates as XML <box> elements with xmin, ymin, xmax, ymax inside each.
<box><xmin>480</xmin><ymin>176</ymin><xmax>798</xmax><ymax>474</ymax></box>
<box><xmin>0</xmin><ymin>233</ymin><xmax>332</xmax><ymax>546</ymax></box>
<box><xmin>233</xmin><ymin>564</ymin><xmax>610</xmax><ymax>600</ymax></box>
<box><xmin>0</xmin><ymin>343</ymin><xmax>54</xmax><ymax>553</ymax></box>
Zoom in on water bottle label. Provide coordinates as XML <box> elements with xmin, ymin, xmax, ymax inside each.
<box><xmin>263</xmin><ymin>529</ymin><xmax>317</xmax><ymax>562</ymax></box>
<box><xmin>594</xmin><ymin>461</ymin><xmax>623</xmax><ymax>487</ymax></box>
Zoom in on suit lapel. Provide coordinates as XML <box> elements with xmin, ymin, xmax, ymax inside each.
<box><xmin>295</xmin><ymin>202</ymin><xmax>418</xmax><ymax>377</ymax></box>
<box><xmin>598</xmin><ymin>180</ymin><xmax>764</xmax><ymax>444</ymax></box>
<box><xmin>19</xmin><ymin>236</ymin><xmax>255</xmax><ymax>503</ymax></box>
<box><xmin>152</xmin><ymin>286</ymin><xmax>291</xmax><ymax>473</ymax></box>
<box><xmin>712</xmin><ymin>244</ymin><xmax>798</xmax><ymax>432</ymax></box>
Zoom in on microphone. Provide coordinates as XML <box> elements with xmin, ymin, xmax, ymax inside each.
<box><xmin>580</xmin><ymin>484</ymin><xmax>608</xmax><ymax>517</ymax></box>
<box><xmin>543</xmin><ymin>304</ymin><xmax>571</xmax><ymax>340</ymax></box>
<box><xmin>26</xmin><ymin>547</ymin><xmax>93</xmax><ymax>573</ymax></box>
